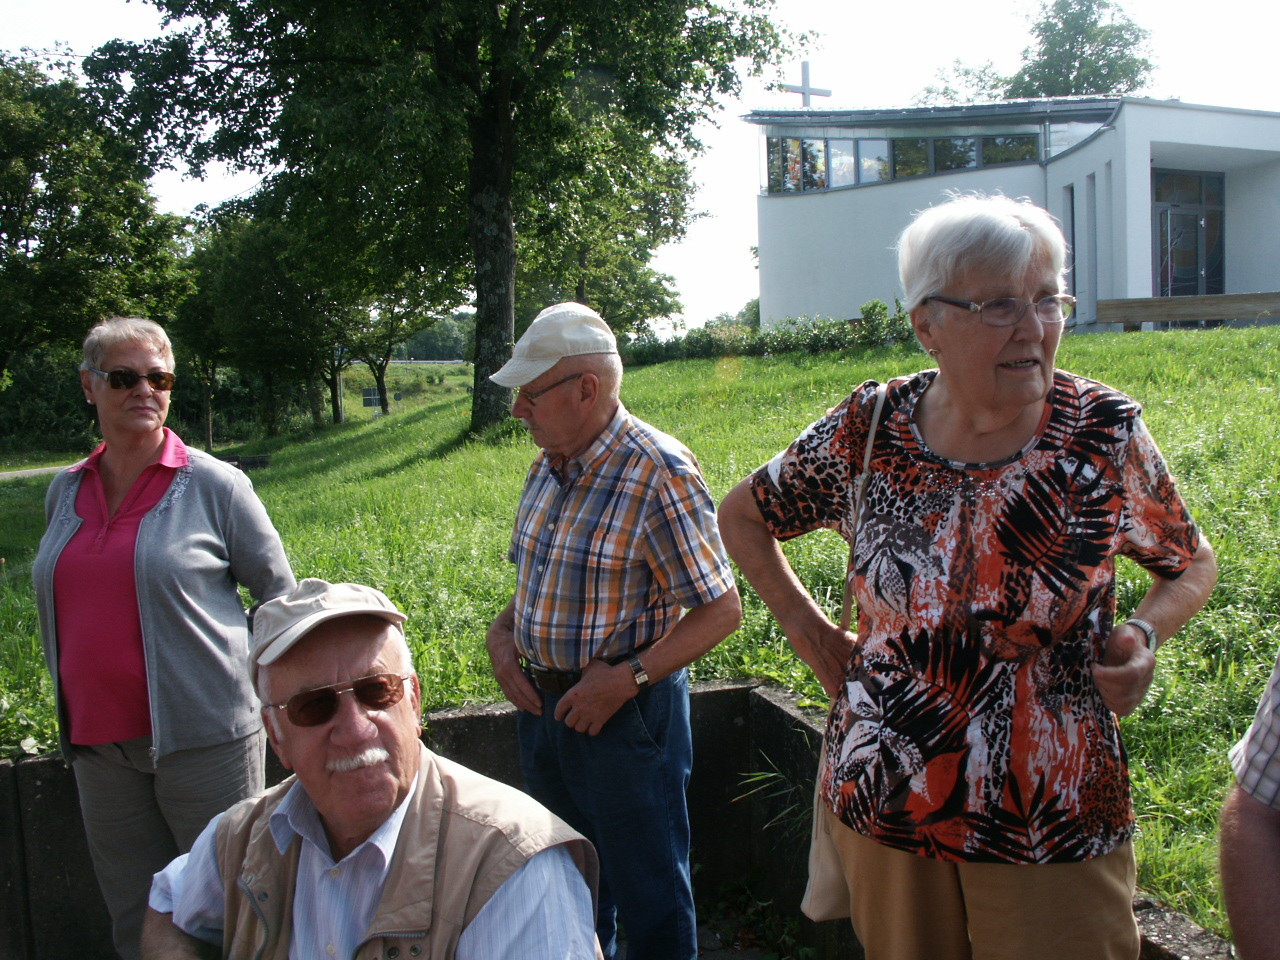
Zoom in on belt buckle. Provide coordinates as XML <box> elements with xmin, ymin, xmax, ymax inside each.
<box><xmin>524</xmin><ymin>660</ymin><xmax>580</xmax><ymax>696</ymax></box>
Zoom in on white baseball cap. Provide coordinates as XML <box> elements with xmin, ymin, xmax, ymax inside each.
<box><xmin>489</xmin><ymin>302</ymin><xmax>617</xmax><ymax>388</ymax></box>
<box><xmin>252</xmin><ymin>578</ymin><xmax>407</xmax><ymax>676</ymax></box>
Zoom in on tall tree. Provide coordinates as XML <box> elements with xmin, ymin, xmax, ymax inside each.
<box><xmin>915</xmin><ymin>0</ymin><xmax>1152</xmax><ymax>105</ymax></box>
<box><xmin>1006</xmin><ymin>0</ymin><xmax>1152</xmax><ymax>98</ymax></box>
<box><xmin>0</xmin><ymin>55</ymin><xmax>184</xmax><ymax>385</ymax></box>
<box><xmin>85</xmin><ymin>1</ymin><xmax>787</xmax><ymax>432</ymax></box>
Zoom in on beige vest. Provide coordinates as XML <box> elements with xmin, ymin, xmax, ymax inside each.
<box><xmin>215</xmin><ymin>744</ymin><xmax>600</xmax><ymax>960</ymax></box>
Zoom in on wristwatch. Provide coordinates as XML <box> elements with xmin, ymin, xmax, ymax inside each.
<box><xmin>1126</xmin><ymin>618</ymin><xmax>1159</xmax><ymax>653</ymax></box>
<box><xmin>627</xmin><ymin>655</ymin><xmax>650</xmax><ymax>689</ymax></box>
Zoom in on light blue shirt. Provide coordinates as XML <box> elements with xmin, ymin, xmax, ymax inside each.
<box><xmin>150</xmin><ymin>774</ymin><xmax>597</xmax><ymax>959</ymax></box>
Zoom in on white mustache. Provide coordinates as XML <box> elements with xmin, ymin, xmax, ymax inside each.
<box><xmin>327</xmin><ymin>747</ymin><xmax>390</xmax><ymax>773</ymax></box>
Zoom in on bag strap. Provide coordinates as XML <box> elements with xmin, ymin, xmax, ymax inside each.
<box><xmin>839</xmin><ymin>382</ymin><xmax>888</xmax><ymax>632</ymax></box>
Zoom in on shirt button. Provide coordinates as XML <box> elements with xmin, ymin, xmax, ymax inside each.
<box><xmin>329</xmin><ymin>868</ymin><xmax>339</xmax><ymax>878</ymax></box>
<box><xmin>387</xmin><ymin>949</ymin><xmax>400</xmax><ymax>959</ymax></box>
<box><xmin>326</xmin><ymin>946</ymin><xmax>336</xmax><ymax>956</ymax></box>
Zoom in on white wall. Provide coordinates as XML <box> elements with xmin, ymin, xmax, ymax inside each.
<box><xmin>758</xmin><ymin>166</ymin><xmax>1042</xmax><ymax>327</ymax></box>
<box><xmin>1229</xmin><ymin>160</ymin><xmax>1280</xmax><ymax>293</ymax></box>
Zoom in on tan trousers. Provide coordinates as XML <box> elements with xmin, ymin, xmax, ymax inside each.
<box><xmin>73</xmin><ymin>731</ymin><xmax>265</xmax><ymax>960</ymax></box>
<box><xmin>828</xmin><ymin>808</ymin><xmax>1140</xmax><ymax>960</ymax></box>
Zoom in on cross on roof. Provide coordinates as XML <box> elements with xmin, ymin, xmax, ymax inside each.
<box><xmin>780</xmin><ymin>61</ymin><xmax>831</xmax><ymax>107</ymax></box>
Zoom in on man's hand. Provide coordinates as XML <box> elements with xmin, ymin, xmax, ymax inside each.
<box><xmin>141</xmin><ymin>908</ymin><xmax>219</xmax><ymax>960</ymax></box>
<box><xmin>486</xmin><ymin>601</ymin><xmax>542</xmax><ymax>715</ymax></box>
<box><xmin>1091</xmin><ymin>625</ymin><xmax>1156</xmax><ymax>717</ymax></box>
<box><xmin>554</xmin><ymin>659</ymin><xmax>637</xmax><ymax>736</ymax></box>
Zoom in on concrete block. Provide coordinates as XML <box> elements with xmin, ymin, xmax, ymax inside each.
<box><xmin>15</xmin><ymin>754</ymin><xmax>113</xmax><ymax>960</ymax></box>
<box><xmin>0</xmin><ymin>759</ymin><xmax>32</xmax><ymax>960</ymax></box>
<box><xmin>424</xmin><ymin>700</ymin><xmax>523</xmax><ymax>789</ymax></box>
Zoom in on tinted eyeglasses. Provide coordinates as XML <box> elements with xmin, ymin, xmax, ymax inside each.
<box><xmin>88</xmin><ymin>366</ymin><xmax>177</xmax><ymax>391</ymax></box>
<box><xmin>266</xmin><ymin>672</ymin><xmax>412</xmax><ymax>727</ymax></box>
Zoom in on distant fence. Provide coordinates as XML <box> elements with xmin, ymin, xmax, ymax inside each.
<box><xmin>1097</xmin><ymin>292</ymin><xmax>1280</xmax><ymax>330</ymax></box>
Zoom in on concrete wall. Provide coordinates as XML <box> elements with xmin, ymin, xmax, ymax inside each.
<box><xmin>0</xmin><ymin>683</ymin><xmax>1231</xmax><ymax>960</ymax></box>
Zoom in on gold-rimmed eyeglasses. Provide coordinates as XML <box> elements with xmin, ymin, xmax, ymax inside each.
<box><xmin>516</xmin><ymin>372</ymin><xmax>584</xmax><ymax>405</ymax></box>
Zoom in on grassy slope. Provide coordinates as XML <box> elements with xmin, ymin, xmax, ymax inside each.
<box><xmin>2</xmin><ymin>328</ymin><xmax>1277</xmax><ymax>935</ymax></box>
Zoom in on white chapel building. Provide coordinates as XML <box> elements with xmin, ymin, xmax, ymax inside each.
<box><xmin>748</xmin><ymin>97</ymin><xmax>1280</xmax><ymax>331</ymax></box>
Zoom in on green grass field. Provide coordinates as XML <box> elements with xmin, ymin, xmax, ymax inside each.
<box><xmin>2</xmin><ymin>328</ymin><xmax>1277</xmax><ymax>937</ymax></box>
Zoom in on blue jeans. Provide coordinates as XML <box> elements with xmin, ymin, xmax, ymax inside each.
<box><xmin>518</xmin><ymin>668</ymin><xmax>696</xmax><ymax>960</ymax></box>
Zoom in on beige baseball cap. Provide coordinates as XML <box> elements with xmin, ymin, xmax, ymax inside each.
<box><xmin>489</xmin><ymin>302</ymin><xmax>617</xmax><ymax>388</ymax></box>
<box><xmin>252</xmin><ymin>578</ymin><xmax>407</xmax><ymax>676</ymax></box>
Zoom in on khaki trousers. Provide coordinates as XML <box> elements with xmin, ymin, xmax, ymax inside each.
<box><xmin>72</xmin><ymin>731</ymin><xmax>265</xmax><ymax>960</ymax></box>
<box><xmin>828</xmin><ymin>808</ymin><xmax>1140</xmax><ymax>960</ymax></box>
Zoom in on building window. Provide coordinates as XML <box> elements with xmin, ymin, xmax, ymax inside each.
<box><xmin>935</xmin><ymin>137</ymin><xmax>977</xmax><ymax>171</ymax></box>
<box><xmin>893</xmin><ymin>138</ymin><xmax>928</xmax><ymax>179</ymax></box>
<box><xmin>858</xmin><ymin>140</ymin><xmax>890</xmax><ymax>184</ymax></box>
<box><xmin>802</xmin><ymin>138</ymin><xmax>827</xmax><ymax>190</ymax></box>
<box><xmin>764</xmin><ymin>132</ymin><xmax>1039</xmax><ymax>194</ymax></box>
<box><xmin>982</xmin><ymin>135</ymin><xmax>1038</xmax><ymax>165</ymax></box>
<box><xmin>829</xmin><ymin>139</ymin><xmax>857</xmax><ymax>187</ymax></box>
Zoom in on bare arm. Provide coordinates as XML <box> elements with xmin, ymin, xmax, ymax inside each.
<box><xmin>1220</xmin><ymin>783</ymin><xmax>1280</xmax><ymax>960</ymax></box>
<box><xmin>716</xmin><ymin>478</ymin><xmax>854</xmax><ymax>699</ymax></box>
<box><xmin>486</xmin><ymin>597</ymin><xmax>543</xmax><ymax>715</ymax></box>
<box><xmin>554</xmin><ymin>586</ymin><xmax>742</xmax><ymax>736</ymax></box>
<box><xmin>1092</xmin><ymin>536</ymin><xmax>1217</xmax><ymax>716</ymax></box>
<box><xmin>141</xmin><ymin>908</ymin><xmax>219</xmax><ymax>960</ymax></box>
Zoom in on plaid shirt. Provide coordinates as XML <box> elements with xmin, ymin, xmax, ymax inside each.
<box><xmin>509</xmin><ymin>405</ymin><xmax>734</xmax><ymax>672</ymax></box>
<box><xmin>1231</xmin><ymin>648</ymin><xmax>1280</xmax><ymax>810</ymax></box>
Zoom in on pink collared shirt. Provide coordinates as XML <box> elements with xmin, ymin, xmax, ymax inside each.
<box><xmin>54</xmin><ymin>429</ymin><xmax>189</xmax><ymax>745</ymax></box>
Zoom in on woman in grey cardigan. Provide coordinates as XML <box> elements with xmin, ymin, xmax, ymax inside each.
<box><xmin>32</xmin><ymin>317</ymin><xmax>295</xmax><ymax>960</ymax></box>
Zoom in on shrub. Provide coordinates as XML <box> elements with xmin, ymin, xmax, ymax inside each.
<box><xmin>621</xmin><ymin>300</ymin><xmax>913</xmax><ymax>367</ymax></box>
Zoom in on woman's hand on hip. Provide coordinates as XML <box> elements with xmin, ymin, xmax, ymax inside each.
<box><xmin>788</xmin><ymin>620</ymin><xmax>857</xmax><ymax>700</ymax></box>
<box><xmin>1091</xmin><ymin>625</ymin><xmax>1156</xmax><ymax>717</ymax></box>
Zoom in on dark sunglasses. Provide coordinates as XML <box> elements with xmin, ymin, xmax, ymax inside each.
<box><xmin>265</xmin><ymin>672</ymin><xmax>412</xmax><ymax>727</ymax></box>
<box><xmin>88</xmin><ymin>366</ymin><xmax>177</xmax><ymax>391</ymax></box>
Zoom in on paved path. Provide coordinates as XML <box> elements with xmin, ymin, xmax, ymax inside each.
<box><xmin>0</xmin><ymin>465</ymin><xmax>64</xmax><ymax>481</ymax></box>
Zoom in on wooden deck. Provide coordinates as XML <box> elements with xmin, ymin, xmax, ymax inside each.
<box><xmin>1096</xmin><ymin>292</ymin><xmax>1280</xmax><ymax>330</ymax></box>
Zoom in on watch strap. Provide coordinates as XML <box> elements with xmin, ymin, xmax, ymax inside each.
<box><xmin>627</xmin><ymin>655</ymin><xmax>650</xmax><ymax>689</ymax></box>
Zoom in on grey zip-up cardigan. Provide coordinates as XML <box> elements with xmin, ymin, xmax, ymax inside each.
<box><xmin>33</xmin><ymin>440</ymin><xmax>296</xmax><ymax>763</ymax></box>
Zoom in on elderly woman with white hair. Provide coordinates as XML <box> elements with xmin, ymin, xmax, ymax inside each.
<box><xmin>32</xmin><ymin>316</ymin><xmax>295</xmax><ymax>960</ymax></box>
<box><xmin>719</xmin><ymin>194</ymin><xmax>1217</xmax><ymax>959</ymax></box>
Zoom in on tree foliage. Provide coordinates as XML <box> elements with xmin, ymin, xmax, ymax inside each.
<box><xmin>0</xmin><ymin>55</ymin><xmax>185</xmax><ymax>385</ymax></box>
<box><xmin>916</xmin><ymin>0</ymin><xmax>1152</xmax><ymax>105</ymax></box>
<box><xmin>1006</xmin><ymin>0</ymin><xmax>1152</xmax><ymax>97</ymax></box>
<box><xmin>85</xmin><ymin>0</ymin><xmax>788</xmax><ymax>432</ymax></box>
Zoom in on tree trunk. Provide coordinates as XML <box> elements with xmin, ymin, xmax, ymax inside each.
<box><xmin>467</xmin><ymin>99</ymin><xmax>517</xmax><ymax>434</ymax></box>
<box><xmin>372</xmin><ymin>359</ymin><xmax>391</xmax><ymax>416</ymax></box>
<box><xmin>306</xmin><ymin>369</ymin><xmax>325</xmax><ymax>428</ymax></box>
<box><xmin>202</xmin><ymin>364</ymin><xmax>215</xmax><ymax>453</ymax></box>
<box><xmin>325</xmin><ymin>373</ymin><xmax>344</xmax><ymax>424</ymax></box>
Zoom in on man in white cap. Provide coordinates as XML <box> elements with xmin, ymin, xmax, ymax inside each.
<box><xmin>485</xmin><ymin>302</ymin><xmax>741</xmax><ymax>960</ymax></box>
<box><xmin>142</xmin><ymin>578</ymin><xmax>601</xmax><ymax>960</ymax></box>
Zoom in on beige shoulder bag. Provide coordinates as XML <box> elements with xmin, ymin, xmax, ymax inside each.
<box><xmin>800</xmin><ymin>381</ymin><xmax>888</xmax><ymax>922</ymax></box>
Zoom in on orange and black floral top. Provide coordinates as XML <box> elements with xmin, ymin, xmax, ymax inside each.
<box><xmin>751</xmin><ymin>371</ymin><xmax>1200</xmax><ymax>864</ymax></box>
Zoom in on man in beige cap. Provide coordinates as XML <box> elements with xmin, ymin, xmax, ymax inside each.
<box><xmin>142</xmin><ymin>578</ymin><xmax>601</xmax><ymax>960</ymax></box>
<box><xmin>485</xmin><ymin>303</ymin><xmax>741</xmax><ymax>960</ymax></box>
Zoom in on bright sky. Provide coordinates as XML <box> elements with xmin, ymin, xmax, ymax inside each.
<box><xmin>4</xmin><ymin>0</ymin><xmax>1274</xmax><ymax>327</ymax></box>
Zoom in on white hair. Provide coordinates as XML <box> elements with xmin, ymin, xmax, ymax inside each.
<box><xmin>897</xmin><ymin>193</ymin><xmax>1069</xmax><ymax>311</ymax></box>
